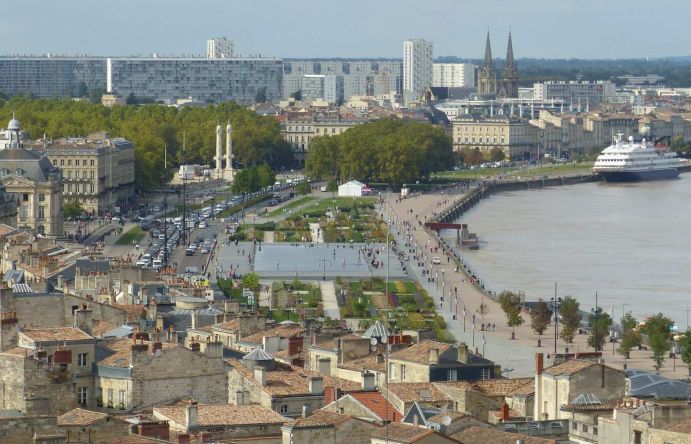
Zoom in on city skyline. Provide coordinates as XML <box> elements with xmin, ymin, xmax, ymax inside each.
<box><xmin>1</xmin><ymin>0</ymin><xmax>689</xmax><ymax>59</ymax></box>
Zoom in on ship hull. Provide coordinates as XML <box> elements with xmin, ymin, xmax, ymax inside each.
<box><xmin>597</xmin><ymin>168</ymin><xmax>680</xmax><ymax>182</ymax></box>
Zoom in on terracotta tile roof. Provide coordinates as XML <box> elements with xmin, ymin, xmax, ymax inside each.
<box><xmin>212</xmin><ymin>318</ymin><xmax>240</xmax><ymax>332</ymax></box>
<box><xmin>388</xmin><ymin>340</ymin><xmax>451</xmax><ymax>365</ymax></box>
<box><xmin>450</xmin><ymin>426</ymin><xmax>557</xmax><ymax>444</ymax></box>
<box><xmin>310</xmin><ymin>334</ymin><xmax>365</xmax><ymax>351</ymax></box>
<box><xmin>427</xmin><ymin>410</ymin><xmax>468</xmax><ymax>424</ymax></box>
<box><xmin>57</xmin><ymin>408</ymin><xmax>108</xmax><ymax>426</ymax></box>
<box><xmin>337</xmin><ymin>354</ymin><xmax>386</xmax><ymax>373</ymax></box>
<box><xmin>20</xmin><ymin>326</ymin><xmax>92</xmax><ymax>342</ymax></box>
<box><xmin>370</xmin><ymin>422</ymin><xmax>436</xmax><ymax>443</ymax></box>
<box><xmin>509</xmin><ymin>380</ymin><xmax>536</xmax><ymax>396</ymax></box>
<box><xmin>98</xmin><ymin>338</ymin><xmax>177</xmax><ymax>368</ymax></box>
<box><xmin>436</xmin><ymin>378</ymin><xmax>534</xmax><ymax>397</ymax></box>
<box><xmin>488</xmin><ymin>407</ymin><xmax>522</xmax><ymax>420</ymax></box>
<box><xmin>386</xmin><ymin>382</ymin><xmax>451</xmax><ymax>404</ymax></box>
<box><xmin>349</xmin><ymin>391</ymin><xmax>400</xmax><ymax>422</ymax></box>
<box><xmin>543</xmin><ymin>359</ymin><xmax>597</xmax><ymax>376</ymax></box>
<box><xmin>92</xmin><ymin>320</ymin><xmax>117</xmax><ymax>337</ymax></box>
<box><xmin>665</xmin><ymin>419</ymin><xmax>691</xmax><ymax>434</ymax></box>
<box><xmin>240</xmin><ymin>325</ymin><xmax>304</xmax><ymax>344</ymax></box>
<box><xmin>562</xmin><ymin>402</ymin><xmax>614</xmax><ymax>412</ymax></box>
<box><xmin>153</xmin><ymin>403</ymin><xmax>286</xmax><ymax>427</ymax></box>
<box><xmin>290</xmin><ymin>410</ymin><xmax>351</xmax><ymax>429</ymax></box>
<box><xmin>112</xmin><ymin>304</ymin><xmax>148</xmax><ymax>322</ymax></box>
<box><xmin>228</xmin><ymin>359</ymin><xmax>360</xmax><ymax>397</ymax></box>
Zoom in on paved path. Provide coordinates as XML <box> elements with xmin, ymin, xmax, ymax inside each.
<box><xmin>319</xmin><ymin>280</ymin><xmax>340</xmax><ymax>320</ymax></box>
<box><xmin>309</xmin><ymin>223</ymin><xmax>324</xmax><ymax>243</ymax></box>
<box><xmin>263</xmin><ymin>231</ymin><xmax>275</xmax><ymax>243</ymax></box>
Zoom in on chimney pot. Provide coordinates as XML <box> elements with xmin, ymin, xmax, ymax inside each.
<box><xmin>428</xmin><ymin>348</ymin><xmax>439</xmax><ymax>364</ymax></box>
<box><xmin>535</xmin><ymin>353</ymin><xmax>544</xmax><ymax>376</ymax></box>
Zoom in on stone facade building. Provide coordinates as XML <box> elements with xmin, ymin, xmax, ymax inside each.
<box><xmin>533</xmin><ymin>354</ymin><xmax>626</xmax><ymax>421</ymax></box>
<box><xmin>0</xmin><ymin>117</ymin><xmax>63</xmax><ymax>237</ymax></box>
<box><xmin>33</xmin><ymin>132</ymin><xmax>136</xmax><ymax>216</ymax></box>
<box><xmin>0</xmin><ymin>182</ymin><xmax>17</xmax><ymax>226</ymax></box>
<box><xmin>452</xmin><ymin>114</ymin><xmax>537</xmax><ymax>159</ymax></box>
<box><xmin>281</xmin><ymin>410</ymin><xmax>379</xmax><ymax>444</ymax></box>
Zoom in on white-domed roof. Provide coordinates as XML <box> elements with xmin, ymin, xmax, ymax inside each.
<box><xmin>8</xmin><ymin>116</ymin><xmax>20</xmax><ymax>131</ymax></box>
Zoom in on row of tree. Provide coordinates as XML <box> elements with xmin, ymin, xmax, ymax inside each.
<box><xmin>230</xmin><ymin>164</ymin><xmax>276</xmax><ymax>194</ymax></box>
<box><xmin>497</xmin><ymin>291</ymin><xmax>691</xmax><ymax>374</ymax></box>
<box><xmin>0</xmin><ymin>97</ymin><xmax>294</xmax><ymax>189</ymax></box>
<box><xmin>304</xmin><ymin>119</ymin><xmax>454</xmax><ymax>185</ymax></box>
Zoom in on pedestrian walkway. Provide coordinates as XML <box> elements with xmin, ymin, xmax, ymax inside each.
<box><xmin>309</xmin><ymin>223</ymin><xmax>324</xmax><ymax>243</ymax></box>
<box><xmin>319</xmin><ymin>280</ymin><xmax>340</xmax><ymax>320</ymax></box>
<box><xmin>263</xmin><ymin>231</ymin><xmax>274</xmax><ymax>243</ymax></box>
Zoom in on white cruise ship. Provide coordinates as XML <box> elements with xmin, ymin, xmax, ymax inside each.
<box><xmin>592</xmin><ymin>134</ymin><xmax>681</xmax><ymax>181</ymax></box>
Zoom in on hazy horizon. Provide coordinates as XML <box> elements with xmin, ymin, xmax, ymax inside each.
<box><xmin>2</xmin><ymin>0</ymin><xmax>689</xmax><ymax>59</ymax></box>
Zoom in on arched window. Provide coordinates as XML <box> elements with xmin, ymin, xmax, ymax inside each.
<box><xmin>15</xmin><ymin>168</ymin><xmax>24</xmax><ymax>176</ymax></box>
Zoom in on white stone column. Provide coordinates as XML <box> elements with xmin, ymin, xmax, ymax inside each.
<box><xmin>225</xmin><ymin>123</ymin><xmax>233</xmax><ymax>179</ymax></box>
<box><xmin>215</xmin><ymin>124</ymin><xmax>223</xmax><ymax>175</ymax></box>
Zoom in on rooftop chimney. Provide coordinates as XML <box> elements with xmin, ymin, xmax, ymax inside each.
<box><xmin>362</xmin><ymin>372</ymin><xmax>375</xmax><ymax>391</ymax></box>
<box><xmin>309</xmin><ymin>376</ymin><xmax>324</xmax><ymax>395</ymax></box>
<box><xmin>302</xmin><ymin>403</ymin><xmax>311</xmax><ymax>418</ymax></box>
<box><xmin>428</xmin><ymin>348</ymin><xmax>439</xmax><ymax>365</ymax></box>
<box><xmin>458</xmin><ymin>342</ymin><xmax>469</xmax><ymax>364</ymax></box>
<box><xmin>254</xmin><ymin>366</ymin><xmax>267</xmax><ymax>386</ymax></box>
<box><xmin>376</xmin><ymin>353</ymin><xmax>384</xmax><ymax>364</ymax></box>
<box><xmin>73</xmin><ymin>304</ymin><xmax>93</xmax><ymax>336</ymax></box>
<box><xmin>535</xmin><ymin>353</ymin><xmax>544</xmax><ymax>376</ymax></box>
<box><xmin>184</xmin><ymin>401</ymin><xmax>198</xmax><ymax>428</ymax></box>
<box><xmin>175</xmin><ymin>433</ymin><xmax>190</xmax><ymax>444</ymax></box>
<box><xmin>204</xmin><ymin>339</ymin><xmax>223</xmax><ymax>359</ymax></box>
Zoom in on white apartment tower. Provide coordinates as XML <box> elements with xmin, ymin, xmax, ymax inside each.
<box><xmin>433</xmin><ymin>63</ymin><xmax>476</xmax><ymax>88</ymax></box>
<box><xmin>403</xmin><ymin>39</ymin><xmax>433</xmax><ymax>98</ymax></box>
<box><xmin>207</xmin><ymin>37</ymin><xmax>234</xmax><ymax>59</ymax></box>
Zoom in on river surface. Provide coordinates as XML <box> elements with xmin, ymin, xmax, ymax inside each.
<box><xmin>452</xmin><ymin>178</ymin><xmax>691</xmax><ymax>329</ymax></box>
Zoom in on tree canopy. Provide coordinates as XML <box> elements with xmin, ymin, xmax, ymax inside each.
<box><xmin>0</xmin><ymin>97</ymin><xmax>293</xmax><ymax>190</ymax></box>
<box><xmin>498</xmin><ymin>291</ymin><xmax>524</xmax><ymax>338</ymax></box>
<box><xmin>529</xmin><ymin>299</ymin><xmax>552</xmax><ymax>338</ymax></box>
<box><xmin>587</xmin><ymin>309</ymin><xmax>612</xmax><ymax>351</ymax></box>
<box><xmin>305</xmin><ymin>119</ymin><xmax>453</xmax><ymax>185</ymax></box>
<box><xmin>559</xmin><ymin>296</ymin><xmax>581</xmax><ymax>344</ymax></box>
<box><xmin>231</xmin><ymin>163</ymin><xmax>276</xmax><ymax>194</ymax></box>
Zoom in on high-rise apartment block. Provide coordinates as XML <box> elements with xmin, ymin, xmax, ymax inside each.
<box><xmin>207</xmin><ymin>37</ymin><xmax>234</xmax><ymax>59</ymax></box>
<box><xmin>432</xmin><ymin>63</ymin><xmax>476</xmax><ymax>88</ymax></box>
<box><xmin>300</xmin><ymin>75</ymin><xmax>345</xmax><ymax>104</ymax></box>
<box><xmin>403</xmin><ymin>39</ymin><xmax>433</xmax><ymax>98</ymax></box>
<box><xmin>0</xmin><ymin>57</ymin><xmax>106</xmax><ymax>98</ymax></box>
<box><xmin>282</xmin><ymin>60</ymin><xmax>401</xmax><ymax>102</ymax></box>
<box><xmin>105</xmin><ymin>57</ymin><xmax>283</xmax><ymax>104</ymax></box>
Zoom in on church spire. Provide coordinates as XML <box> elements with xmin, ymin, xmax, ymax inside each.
<box><xmin>506</xmin><ymin>31</ymin><xmax>515</xmax><ymax>68</ymax></box>
<box><xmin>484</xmin><ymin>30</ymin><xmax>493</xmax><ymax>69</ymax></box>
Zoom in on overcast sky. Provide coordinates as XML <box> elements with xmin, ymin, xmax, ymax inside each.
<box><xmin>2</xmin><ymin>0</ymin><xmax>689</xmax><ymax>59</ymax></box>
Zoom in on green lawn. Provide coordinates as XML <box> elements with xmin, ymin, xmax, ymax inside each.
<box><xmin>292</xmin><ymin>196</ymin><xmax>376</xmax><ymax>218</ymax></box>
<box><xmin>506</xmin><ymin>162</ymin><xmax>593</xmax><ymax>178</ymax></box>
<box><xmin>115</xmin><ymin>226</ymin><xmax>145</xmax><ymax>245</ymax></box>
<box><xmin>268</xmin><ymin>196</ymin><xmax>316</xmax><ymax>218</ymax></box>
<box><xmin>432</xmin><ymin>167</ymin><xmax>515</xmax><ymax>179</ymax></box>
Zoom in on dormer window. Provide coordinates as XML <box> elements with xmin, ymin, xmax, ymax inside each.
<box><xmin>0</xmin><ymin>168</ymin><xmax>8</xmax><ymax>176</ymax></box>
<box><xmin>15</xmin><ymin>168</ymin><xmax>24</xmax><ymax>176</ymax></box>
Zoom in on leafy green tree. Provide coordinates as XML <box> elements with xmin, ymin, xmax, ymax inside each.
<box><xmin>305</xmin><ymin>136</ymin><xmax>340</xmax><ymax>180</ymax></box>
<box><xmin>649</xmin><ymin>332</ymin><xmax>671</xmax><ymax>370</ymax></box>
<box><xmin>326</xmin><ymin>179</ymin><xmax>338</xmax><ymax>196</ymax></box>
<box><xmin>641</xmin><ymin>313</ymin><xmax>674</xmax><ymax>338</ymax></box>
<box><xmin>295</xmin><ymin>181</ymin><xmax>311</xmax><ymax>195</ymax></box>
<box><xmin>63</xmin><ymin>200</ymin><xmax>84</xmax><ymax>219</ymax></box>
<box><xmin>621</xmin><ymin>312</ymin><xmax>638</xmax><ymax>334</ymax></box>
<box><xmin>232</xmin><ymin>167</ymin><xmax>259</xmax><ymax>194</ymax></box>
<box><xmin>88</xmin><ymin>88</ymin><xmax>104</xmax><ymax>104</ymax></box>
<box><xmin>559</xmin><ymin>296</ymin><xmax>581</xmax><ymax>343</ymax></box>
<box><xmin>587</xmin><ymin>309</ymin><xmax>612</xmax><ymax>351</ymax></box>
<box><xmin>680</xmin><ymin>329</ymin><xmax>691</xmax><ymax>376</ymax></box>
<box><xmin>242</xmin><ymin>272</ymin><xmax>260</xmax><ymax>292</ymax></box>
<box><xmin>529</xmin><ymin>299</ymin><xmax>552</xmax><ymax>344</ymax></box>
<box><xmin>490</xmin><ymin>147</ymin><xmax>506</xmax><ymax>162</ymax></box>
<box><xmin>256</xmin><ymin>163</ymin><xmax>276</xmax><ymax>189</ymax></box>
<box><xmin>478</xmin><ymin>300</ymin><xmax>489</xmax><ymax>324</ymax></box>
<box><xmin>618</xmin><ymin>329</ymin><xmax>642</xmax><ymax>361</ymax></box>
<box><xmin>498</xmin><ymin>291</ymin><xmax>524</xmax><ymax>339</ymax></box>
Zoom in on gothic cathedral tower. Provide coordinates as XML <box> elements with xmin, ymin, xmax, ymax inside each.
<box><xmin>477</xmin><ymin>31</ymin><xmax>497</xmax><ymax>96</ymax></box>
<box><xmin>499</xmin><ymin>32</ymin><xmax>518</xmax><ymax>98</ymax></box>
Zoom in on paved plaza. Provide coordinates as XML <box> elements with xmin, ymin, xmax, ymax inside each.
<box><xmin>251</xmin><ymin>243</ymin><xmax>407</xmax><ymax>280</ymax></box>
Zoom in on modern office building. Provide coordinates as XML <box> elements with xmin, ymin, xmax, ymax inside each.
<box><xmin>0</xmin><ymin>57</ymin><xmax>106</xmax><ymax>98</ymax></box>
<box><xmin>106</xmin><ymin>57</ymin><xmax>283</xmax><ymax>104</ymax></box>
<box><xmin>403</xmin><ymin>39</ymin><xmax>433</xmax><ymax>98</ymax></box>
<box><xmin>533</xmin><ymin>80</ymin><xmax>616</xmax><ymax>106</ymax></box>
<box><xmin>30</xmin><ymin>133</ymin><xmax>136</xmax><ymax>216</ymax></box>
<box><xmin>207</xmin><ymin>37</ymin><xmax>234</xmax><ymax>59</ymax></box>
<box><xmin>282</xmin><ymin>60</ymin><xmax>401</xmax><ymax>101</ymax></box>
<box><xmin>432</xmin><ymin>63</ymin><xmax>476</xmax><ymax>88</ymax></box>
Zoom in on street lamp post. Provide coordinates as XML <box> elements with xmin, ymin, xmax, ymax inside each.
<box><xmin>591</xmin><ymin>291</ymin><xmax>600</xmax><ymax>352</ymax></box>
<box><xmin>551</xmin><ymin>289</ymin><xmax>562</xmax><ymax>356</ymax></box>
